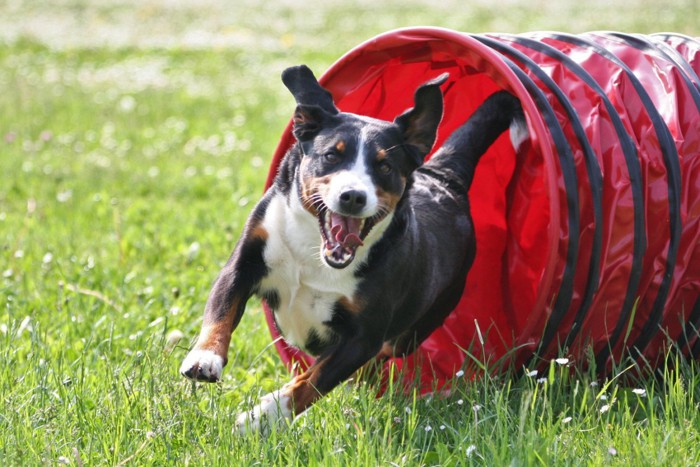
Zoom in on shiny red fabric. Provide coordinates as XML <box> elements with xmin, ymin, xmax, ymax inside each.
<box><xmin>263</xmin><ymin>28</ymin><xmax>700</xmax><ymax>391</ymax></box>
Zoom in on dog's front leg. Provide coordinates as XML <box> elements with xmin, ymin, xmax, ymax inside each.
<box><xmin>235</xmin><ymin>336</ymin><xmax>382</xmax><ymax>434</ymax></box>
<box><xmin>180</xmin><ymin>222</ymin><xmax>268</xmax><ymax>383</ymax></box>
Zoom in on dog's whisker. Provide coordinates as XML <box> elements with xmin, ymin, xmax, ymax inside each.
<box><xmin>369</xmin><ymin>205</ymin><xmax>390</xmax><ymax>224</ymax></box>
<box><xmin>384</xmin><ymin>143</ymin><xmax>406</xmax><ymax>153</ymax></box>
<box><xmin>304</xmin><ymin>194</ymin><xmax>327</xmax><ymax>213</ymax></box>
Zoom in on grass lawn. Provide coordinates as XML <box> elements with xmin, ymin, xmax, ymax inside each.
<box><xmin>1</xmin><ymin>0</ymin><xmax>700</xmax><ymax>464</ymax></box>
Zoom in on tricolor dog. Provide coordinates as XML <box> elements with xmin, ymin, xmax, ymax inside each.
<box><xmin>180</xmin><ymin>65</ymin><xmax>527</xmax><ymax>433</ymax></box>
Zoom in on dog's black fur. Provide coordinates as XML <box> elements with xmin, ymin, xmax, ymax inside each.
<box><xmin>180</xmin><ymin>65</ymin><xmax>526</xmax><ymax>433</ymax></box>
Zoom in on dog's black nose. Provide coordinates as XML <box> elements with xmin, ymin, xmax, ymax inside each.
<box><xmin>338</xmin><ymin>189</ymin><xmax>367</xmax><ymax>214</ymax></box>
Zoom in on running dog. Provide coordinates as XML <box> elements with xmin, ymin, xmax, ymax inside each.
<box><xmin>180</xmin><ymin>65</ymin><xmax>527</xmax><ymax>433</ymax></box>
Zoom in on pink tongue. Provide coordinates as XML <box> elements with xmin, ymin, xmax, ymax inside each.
<box><xmin>329</xmin><ymin>213</ymin><xmax>364</xmax><ymax>248</ymax></box>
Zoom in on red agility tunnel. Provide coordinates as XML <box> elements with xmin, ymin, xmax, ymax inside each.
<box><xmin>262</xmin><ymin>27</ymin><xmax>700</xmax><ymax>391</ymax></box>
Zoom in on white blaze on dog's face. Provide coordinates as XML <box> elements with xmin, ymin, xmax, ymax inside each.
<box><xmin>296</xmin><ymin>114</ymin><xmax>417</xmax><ymax>269</ymax></box>
<box><xmin>324</xmin><ymin>126</ymin><xmax>379</xmax><ymax>218</ymax></box>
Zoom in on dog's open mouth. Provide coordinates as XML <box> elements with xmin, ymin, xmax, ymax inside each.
<box><xmin>318</xmin><ymin>208</ymin><xmax>378</xmax><ymax>269</ymax></box>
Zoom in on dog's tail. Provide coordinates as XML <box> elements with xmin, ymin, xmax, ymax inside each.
<box><xmin>428</xmin><ymin>91</ymin><xmax>528</xmax><ymax>190</ymax></box>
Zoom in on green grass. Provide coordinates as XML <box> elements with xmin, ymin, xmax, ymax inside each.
<box><xmin>1</xmin><ymin>0</ymin><xmax>700</xmax><ymax>465</ymax></box>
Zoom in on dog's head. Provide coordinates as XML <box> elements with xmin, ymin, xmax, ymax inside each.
<box><xmin>282</xmin><ymin>65</ymin><xmax>447</xmax><ymax>269</ymax></box>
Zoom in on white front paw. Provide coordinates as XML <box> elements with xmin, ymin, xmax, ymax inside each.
<box><xmin>234</xmin><ymin>391</ymin><xmax>292</xmax><ymax>435</ymax></box>
<box><xmin>180</xmin><ymin>349</ymin><xmax>224</xmax><ymax>382</ymax></box>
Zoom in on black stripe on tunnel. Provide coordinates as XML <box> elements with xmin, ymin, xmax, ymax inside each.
<box><xmin>606</xmin><ymin>32</ymin><xmax>700</xmax><ymax>361</ymax></box>
<box><xmin>562</xmin><ymin>33</ymin><xmax>682</xmax><ymax>367</ymax></box>
<box><xmin>652</xmin><ymin>33</ymin><xmax>700</xmax><ymax>93</ymax></box>
<box><xmin>515</xmin><ymin>37</ymin><xmax>645</xmax><ymax>361</ymax></box>
<box><xmin>503</xmin><ymin>36</ymin><xmax>607</xmax><ymax>356</ymax></box>
<box><xmin>693</xmin><ymin>331</ymin><xmax>700</xmax><ymax>360</ymax></box>
<box><xmin>472</xmin><ymin>35</ymin><xmax>588</xmax><ymax>369</ymax></box>
<box><xmin>648</xmin><ymin>35</ymin><xmax>700</xmax><ymax>103</ymax></box>
<box><xmin>544</xmin><ymin>34</ymin><xmax>648</xmax><ymax>372</ymax></box>
<box><xmin>495</xmin><ymin>62</ymin><xmax>579</xmax><ymax>369</ymax></box>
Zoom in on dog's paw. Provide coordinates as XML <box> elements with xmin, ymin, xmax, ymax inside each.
<box><xmin>179</xmin><ymin>349</ymin><xmax>224</xmax><ymax>382</ymax></box>
<box><xmin>234</xmin><ymin>391</ymin><xmax>292</xmax><ymax>435</ymax></box>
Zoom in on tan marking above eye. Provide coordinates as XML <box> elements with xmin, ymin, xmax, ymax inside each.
<box><xmin>377</xmin><ymin>149</ymin><xmax>387</xmax><ymax>161</ymax></box>
<box><xmin>335</xmin><ymin>140</ymin><xmax>346</xmax><ymax>153</ymax></box>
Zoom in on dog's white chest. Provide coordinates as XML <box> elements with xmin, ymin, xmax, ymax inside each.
<box><xmin>258</xmin><ymin>194</ymin><xmax>361</xmax><ymax>351</ymax></box>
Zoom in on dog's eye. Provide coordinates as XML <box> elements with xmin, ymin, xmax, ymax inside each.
<box><xmin>323</xmin><ymin>152</ymin><xmax>341</xmax><ymax>164</ymax></box>
<box><xmin>378</xmin><ymin>161</ymin><xmax>392</xmax><ymax>175</ymax></box>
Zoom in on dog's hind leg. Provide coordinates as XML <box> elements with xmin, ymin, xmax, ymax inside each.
<box><xmin>427</xmin><ymin>91</ymin><xmax>527</xmax><ymax>190</ymax></box>
<box><xmin>235</xmin><ymin>335</ymin><xmax>383</xmax><ymax>434</ymax></box>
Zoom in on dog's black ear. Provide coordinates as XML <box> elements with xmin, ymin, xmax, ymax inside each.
<box><xmin>291</xmin><ymin>104</ymin><xmax>334</xmax><ymax>142</ymax></box>
<box><xmin>282</xmin><ymin>65</ymin><xmax>339</xmax><ymax>115</ymax></box>
<box><xmin>394</xmin><ymin>73</ymin><xmax>448</xmax><ymax>166</ymax></box>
